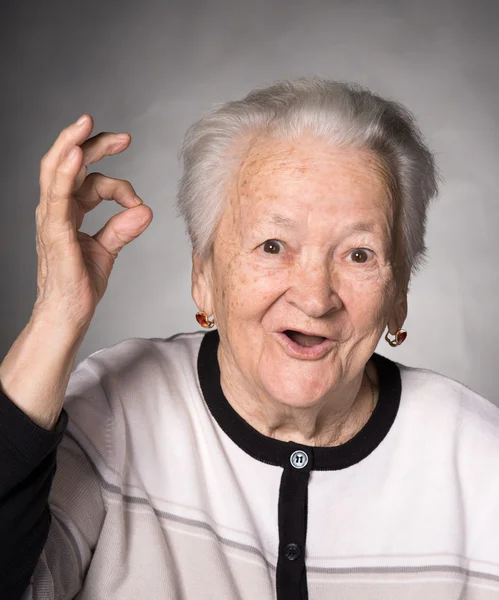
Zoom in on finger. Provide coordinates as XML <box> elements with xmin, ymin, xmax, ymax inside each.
<box><xmin>74</xmin><ymin>172</ymin><xmax>142</xmax><ymax>228</ymax></box>
<box><xmin>40</xmin><ymin>114</ymin><xmax>94</xmax><ymax>193</ymax></box>
<box><xmin>73</xmin><ymin>161</ymin><xmax>88</xmax><ymax>192</ymax></box>
<box><xmin>92</xmin><ymin>204</ymin><xmax>153</xmax><ymax>259</ymax></box>
<box><xmin>72</xmin><ymin>133</ymin><xmax>130</xmax><ymax>192</ymax></box>
<box><xmin>45</xmin><ymin>145</ymin><xmax>84</xmax><ymax>229</ymax></box>
<box><xmin>80</xmin><ymin>131</ymin><xmax>131</xmax><ymax>167</ymax></box>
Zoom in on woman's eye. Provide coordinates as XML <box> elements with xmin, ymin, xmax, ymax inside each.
<box><xmin>349</xmin><ymin>248</ymin><xmax>372</xmax><ymax>263</ymax></box>
<box><xmin>262</xmin><ymin>239</ymin><xmax>283</xmax><ymax>254</ymax></box>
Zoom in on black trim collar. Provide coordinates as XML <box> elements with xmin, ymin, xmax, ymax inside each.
<box><xmin>197</xmin><ymin>330</ymin><xmax>401</xmax><ymax>470</ymax></box>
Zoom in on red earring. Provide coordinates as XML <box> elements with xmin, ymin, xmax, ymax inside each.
<box><xmin>196</xmin><ymin>311</ymin><xmax>215</xmax><ymax>328</ymax></box>
<box><xmin>385</xmin><ymin>328</ymin><xmax>407</xmax><ymax>347</ymax></box>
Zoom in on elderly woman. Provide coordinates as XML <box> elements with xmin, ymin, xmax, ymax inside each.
<box><xmin>1</xmin><ymin>77</ymin><xmax>498</xmax><ymax>600</ymax></box>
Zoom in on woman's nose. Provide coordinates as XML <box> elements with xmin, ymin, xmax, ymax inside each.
<box><xmin>284</xmin><ymin>261</ymin><xmax>342</xmax><ymax>318</ymax></box>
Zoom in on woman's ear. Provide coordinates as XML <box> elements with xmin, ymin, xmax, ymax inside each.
<box><xmin>387</xmin><ymin>291</ymin><xmax>408</xmax><ymax>334</ymax></box>
<box><xmin>191</xmin><ymin>251</ymin><xmax>214</xmax><ymax>316</ymax></box>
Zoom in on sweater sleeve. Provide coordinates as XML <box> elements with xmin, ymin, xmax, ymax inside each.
<box><xmin>0</xmin><ymin>391</ymin><xmax>69</xmax><ymax>598</ymax></box>
<box><xmin>0</xmin><ymin>355</ymin><xmax>113</xmax><ymax>600</ymax></box>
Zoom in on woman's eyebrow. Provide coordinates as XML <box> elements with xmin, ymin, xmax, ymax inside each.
<box><xmin>252</xmin><ymin>215</ymin><xmax>377</xmax><ymax>239</ymax></box>
<box><xmin>342</xmin><ymin>221</ymin><xmax>376</xmax><ymax>235</ymax></box>
<box><xmin>267</xmin><ymin>214</ymin><xmax>299</xmax><ymax>229</ymax></box>
<box><xmin>267</xmin><ymin>215</ymin><xmax>376</xmax><ymax>234</ymax></box>
<box><xmin>248</xmin><ymin>214</ymin><xmax>298</xmax><ymax>234</ymax></box>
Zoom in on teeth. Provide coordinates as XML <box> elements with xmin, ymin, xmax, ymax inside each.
<box><xmin>286</xmin><ymin>330</ymin><xmax>326</xmax><ymax>347</ymax></box>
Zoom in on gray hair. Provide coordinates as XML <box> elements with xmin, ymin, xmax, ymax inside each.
<box><xmin>177</xmin><ymin>76</ymin><xmax>441</xmax><ymax>282</ymax></box>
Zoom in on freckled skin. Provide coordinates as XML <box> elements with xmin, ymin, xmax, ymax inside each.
<box><xmin>192</xmin><ymin>134</ymin><xmax>407</xmax><ymax>446</ymax></box>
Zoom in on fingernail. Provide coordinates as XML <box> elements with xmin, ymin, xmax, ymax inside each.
<box><xmin>76</xmin><ymin>114</ymin><xmax>87</xmax><ymax>125</ymax></box>
<box><xmin>134</xmin><ymin>196</ymin><xmax>143</xmax><ymax>205</ymax></box>
<box><xmin>116</xmin><ymin>133</ymin><xmax>130</xmax><ymax>141</ymax></box>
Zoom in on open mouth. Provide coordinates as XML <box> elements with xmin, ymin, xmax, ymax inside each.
<box><xmin>282</xmin><ymin>330</ymin><xmax>327</xmax><ymax>347</ymax></box>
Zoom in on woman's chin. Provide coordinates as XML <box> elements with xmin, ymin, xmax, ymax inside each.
<box><xmin>257</xmin><ymin>343</ymin><xmax>341</xmax><ymax>401</ymax></box>
<box><xmin>259</xmin><ymin>365</ymin><xmax>339</xmax><ymax>408</ymax></box>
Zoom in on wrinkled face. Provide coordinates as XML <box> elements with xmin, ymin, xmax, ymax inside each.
<box><xmin>194</xmin><ymin>135</ymin><xmax>404</xmax><ymax>407</ymax></box>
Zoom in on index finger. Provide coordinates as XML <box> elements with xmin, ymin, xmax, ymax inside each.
<box><xmin>39</xmin><ymin>114</ymin><xmax>94</xmax><ymax>193</ymax></box>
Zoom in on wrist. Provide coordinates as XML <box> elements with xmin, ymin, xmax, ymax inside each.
<box><xmin>30</xmin><ymin>302</ymin><xmax>92</xmax><ymax>344</ymax></box>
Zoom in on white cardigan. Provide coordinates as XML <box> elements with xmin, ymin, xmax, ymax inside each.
<box><xmin>21</xmin><ymin>330</ymin><xmax>499</xmax><ymax>599</ymax></box>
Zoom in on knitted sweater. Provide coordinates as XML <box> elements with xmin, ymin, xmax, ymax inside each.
<box><xmin>1</xmin><ymin>330</ymin><xmax>499</xmax><ymax>600</ymax></box>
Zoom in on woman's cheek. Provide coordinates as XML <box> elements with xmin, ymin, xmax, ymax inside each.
<box><xmin>226</xmin><ymin>270</ymin><xmax>286</xmax><ymax>320</ymax></box>
<box><xmin>339</xmin><ymin>272</ymin><xmax>389</xmax><ymax>318</ymax></box>
<box><xmin>337</xmin><ymin>269</ymin><xmax>379</xmax><ymax>300</ymax></box>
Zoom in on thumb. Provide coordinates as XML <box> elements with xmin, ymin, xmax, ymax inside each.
<box><xmin>93</xmin><ymin>204</ymin><xmax>153</xmax><ymax>258</ymax></box>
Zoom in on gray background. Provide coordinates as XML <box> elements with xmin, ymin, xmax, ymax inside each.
<box><xmin>1</xmin><ymin>0</ymin><xmax>498</xmax><ymax>403</ymax></box>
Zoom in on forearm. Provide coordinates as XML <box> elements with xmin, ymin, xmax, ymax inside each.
<box><xmin>0</xmin><ymin>312</ymin><xmax>86</xmax><ymax>430</ymax></box>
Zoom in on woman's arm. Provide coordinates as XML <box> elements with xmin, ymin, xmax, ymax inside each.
<box><xmin>0</xmin><ymin>389</ymin><xmax>68</xmax><ymax>598</ymax></box>
<box><xmin>0</xmin><ymin>353</ymin><xmax>113</xmax><ymax>599</ymax></box>
<box><xmin>0</xmin><ymin>114</ymin><xmax>151</xmax><ymax>598</ymax></box>
<box><xmin>0</xmin><ymin>112</ymin><xmax>151</xmax><ymax>431</ymax></box>
<box><xmin>0</xmin><ymin>316</ymin><xmax>81</xmax><ymax>596</ymax></box>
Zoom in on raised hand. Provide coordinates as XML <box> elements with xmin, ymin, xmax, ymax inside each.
<box><xmin>34</xmin><ymin>114</ymin><xmax>153</xmax><ymax>330</ymax></box>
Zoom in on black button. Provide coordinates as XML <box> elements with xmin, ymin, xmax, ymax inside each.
<box><xmin>283</xmin><ymin>543</ymin><xmax>302</xmax><ymax>561</ymax></box>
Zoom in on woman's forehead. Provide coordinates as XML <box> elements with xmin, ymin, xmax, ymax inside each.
<box><xmin>232</xmin><ymin>136</ymin><xmax>393</xmax><ymax>222</ymax></box>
